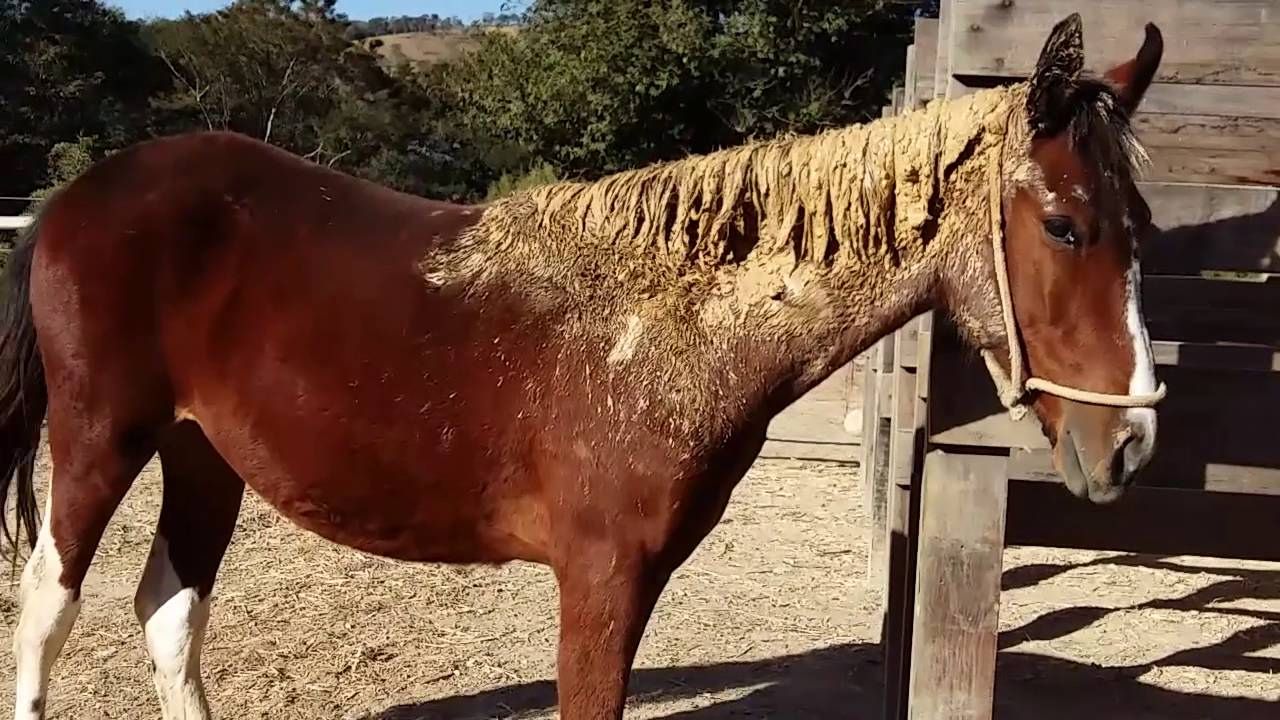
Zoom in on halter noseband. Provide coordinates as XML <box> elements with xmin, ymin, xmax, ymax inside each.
<box><xmin>979</xmin><ymin>112</ymin><xmax>1168</xmax><ymax>422</ymax></box>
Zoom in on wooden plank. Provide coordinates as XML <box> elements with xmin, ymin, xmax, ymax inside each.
<box><xmin>1134</xmin><ymin>362</ymin><xmax>1280</xmax><ymax>492</ymax></box>
<box><xmin>1144</xmin><ymin>275</ymin><xmax>1280</xmax><ymax>345</ymax></box>
<box><xmin>950</xmin><ymin>0</ymin><xmax>1280</xmax><ymax>87</ymax></box>
<box><xmin>1135</xmin><ymin>113</ymin><xmax>1280</xmax><ymax>187</ymax></box>
<box><xmin>890</xmin><ymin>341</ymin><xmax>916</xmax><ymax>483</ymax></box>
<box><xmin>758</xmin><ymin>438</ymin><xmax>857</xmax><ymax>463</ymax></box>
<box><xmin>929</xmin><ymin>339</ymin><xmax>1280</xmax><ymax>451</ymax></box>
<box><xmin>904</xmin><ymin>44</ymin><xmax>918</xmax><ymax>110</ymax></box>
<box><xmin>846</xmin><ymin>354</ymin><xmax>866</xmax><ymax>436</ymax></box>
<box><xmin>867</xmin><ymin>337</ymin><xmax>896</xmax><ymax>593</ymax></box>
<box><xmin>896</xmin><ymin>317</ymin><xmax>920</xmax><ymax>369</ymax></box>
<box><xmin>934</xmin><ymin>0</ymin><xmax>955</xmax><ymax>101</ymax></box>
<box><xmin>938</xmin><ymin>349</ymin><xmax>1280</xmax><ymax>492</ymax></box>
<box><xmin>882</xmin><ymin>314</ymin><xmax>932</xmax><ymax>720</ymax></box>
<box><xmin>1150</xmin><ymin>340</ymin><xmax>1280</xmax><ymax>372</ymax></box>
<box><xmin>925</xmin><ymin>318</ymin><xmax>1050</xmax><ymax>450</ymax></box>
<box><xmin>864</xmin><ymin>344</ymin><xmax>889</xmax><ymax>591</ymax></box>
<box><xmin>941</xmin><ymin>83</ymin><xmax>1280</xmax><ymax>182</ymax></box>
<box><xmin>1009</xmin><ymin>447</ymin><xmax>1280</xmax><ymax>496</ymax></box>
<box><xmin>906</xmin><ymin>450</ymin><xmax>1008</xmax><ymax>720</ymax></box>
<box><xmin>1141</xmin><ymin>182</ymin><xmax>1280</xmax><ymax>275</ymax></box>
<box><xmin>767</xmin><ymin>364</ymin><xmax>858</xmax><ymax>444</ymax></box>
<box><xmin>913</xmin><ymin>18</ymin><xmax>939</xmax><ymax>108</ymax></box>
<box><xmin>763</xmin><ymin>364</ymin><xmax>859</xmax><ymax>461</ymax></box>
<box><xmin>1005</xmin><ymin>480</ymin><xmax>1280</xmax><ymax>561</ymax></box>
<box><xmin>1141</xmin><ymin>83</ymin><xmax>1280</xmax><ymax>120</ymax></box>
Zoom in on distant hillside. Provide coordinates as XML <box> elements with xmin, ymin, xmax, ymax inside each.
<box><xmin>346</xmin><ymin>12</ymin><xmax>522</xmax><ymax>40</ymax></box>
<box><xmin>362</xmin><ymin>27</ymin><xmax>519</xmax><ymax>68</ymax></box>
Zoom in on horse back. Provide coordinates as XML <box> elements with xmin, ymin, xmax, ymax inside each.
<box><xmin>29</xmin><ymin>132</ymin><xmax>564</xmax><ymax>562</ymax></box>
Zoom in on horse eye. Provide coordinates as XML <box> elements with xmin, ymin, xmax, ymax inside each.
<box><xmin>1043</xmin><ymin>216</ymin><xmax>1077</xmax><ymax>246</ymax></box>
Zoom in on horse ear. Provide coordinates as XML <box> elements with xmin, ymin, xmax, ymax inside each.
<box><xmin>1103</xmin><ymin>23</ymin><xmax>1164</xmax><ymax>116</ymax></box>
<box><xmin>1026</xmin><ymin>13</ymin><xmax>1085</xmax><ymax>137</ymax></box>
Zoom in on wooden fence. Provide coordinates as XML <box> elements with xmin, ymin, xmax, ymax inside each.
<box><xmin>865</xmin><ymin>1</ymin><xmax>1280</xmax><ymax>718</ymax></box>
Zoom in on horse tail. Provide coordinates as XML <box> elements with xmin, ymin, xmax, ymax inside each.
<box><xmin>0</xmin><ymin>212</ymin><xmax>48</xmax><ymax>563</ymax></box>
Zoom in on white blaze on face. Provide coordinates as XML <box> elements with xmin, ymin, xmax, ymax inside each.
<box><xmin>13</xmin><ymin>492</ymin><xmax>81</xmax><ymax>720</ymax></box>
<box><xmin>135</xmin><ymin>534</ymin><xmax>214</xmax><ymax>720</ymax></box>
<box><xmin>1124</xmin><ymin>252</ymin><xmax>1158</xmax><ymax>448</ymax></box>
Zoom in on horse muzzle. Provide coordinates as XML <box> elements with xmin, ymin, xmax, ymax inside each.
<box><xmin>1057</xmin><ymin>407</ymin><xmax>1156</xmax><ymax>504</ymax></box>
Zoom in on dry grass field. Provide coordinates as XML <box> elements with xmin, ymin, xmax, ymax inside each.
<box><xmin>1</xmin><ymin>426</ymin><xmax>1277</xmax><ymax>718</ymax></box>
<box><xmin>362</xmin><ymin>28</ymin><xmax>519</xmax><ymax>68</ymax></box>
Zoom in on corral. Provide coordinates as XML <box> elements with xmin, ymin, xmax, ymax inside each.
<box><xmin>866</xmin><ymin>1</ymin><xmax>1280</xmax><ymax>718</ymax></box>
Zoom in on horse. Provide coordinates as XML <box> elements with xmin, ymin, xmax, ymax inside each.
<box><xmin>1</xmin><ymin>14</ymin><xmax>1165</xmax><ymax>720</ymax></box>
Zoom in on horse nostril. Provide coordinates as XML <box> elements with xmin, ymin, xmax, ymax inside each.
<box><xmin>1117</xmin><ymin>423</ymin><xmax>1152</xmax><ymax>483</ymax></box>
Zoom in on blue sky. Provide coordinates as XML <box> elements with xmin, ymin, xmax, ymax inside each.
<box><xmin>112</xmin><ymin>1</ymin><xmax>515</xmax><ymax>22</ymax></box>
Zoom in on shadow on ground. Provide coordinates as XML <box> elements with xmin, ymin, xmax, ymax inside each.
<box><xmin>371</xmin><ymin>554</ymin><xmax>1279</xmax><ymax>720</ymax></box>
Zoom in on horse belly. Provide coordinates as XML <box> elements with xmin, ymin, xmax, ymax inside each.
<box><xmin>185</xmin><ymin>395</ymin><xmax>545</xmax><ymax>565</ymax></box>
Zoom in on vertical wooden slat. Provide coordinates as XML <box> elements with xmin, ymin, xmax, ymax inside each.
<box><xmin>906</xmin><ymin>449</ymin><xmax>1009</xmax><ymax>720</ymax></box>
<box><xmin>863</xmin><ymin>341</ymin><xmax>891</xmax><ymax>589</ymax></box>
<box><xmin>904</xmin><ymin>44</ymin><xmax>918</xmax><ymax>110</ymax></box>
<box><xmin>936</xmin><ymin>0</ymin><xmax>957</xmax><ymax>100</ymax></box>
<box><xmin>880</xmin><ymin>9</ymin><xmax>953</xmax><ymax>714</ymax></box>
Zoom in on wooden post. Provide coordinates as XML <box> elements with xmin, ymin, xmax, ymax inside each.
<box><xmin>864</xmin><ymin>339</ymin><xmax>894</xmax><ymax>590</ymax></box>
<box><xmin>906</xmin><ymin>449</ymin><xmax>1009</xmax><ymax>720</ymax></box>
<box><xmin>882</xmin><ymin>313</ymin><xmax>933</xmax><ymax>719</ymax></box>
<box><xmin>904</xmin><ymin>44</ymin><xmax>918</xmax><ymax>110</ymax></box>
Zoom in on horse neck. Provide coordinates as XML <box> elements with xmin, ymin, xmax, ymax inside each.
<box><xmin>704</xmin><ymin>87</ymin><xmax>1024</xmax><ymax>411</ymax></box>
<box><xmin>446</xmin><ymin>86</ymin><xmax>1024</xmax><ymax>434</ymax></box>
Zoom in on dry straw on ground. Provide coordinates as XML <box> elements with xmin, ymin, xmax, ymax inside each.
<box><xmin>2</xmin><ymin>438</ymin><xmax>1277</xmax><ymax>719</ymax></box>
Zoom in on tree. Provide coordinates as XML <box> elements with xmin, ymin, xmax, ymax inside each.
<box><xmin>145</xmin><ymin>0</ymin><xmax>474</xmax><ymax>197</ymax></box>
<box><xmin>0</xmin><ymin>0</ymin><xmax>168</xmax><ymax>196</ymax></box>
<box><xmin>439</xmin><ymin>0</ymin><xmax>914</xmax><ymax>182</ymax></box>
<box><xmin>147</xmin><ymin>0</ymin><xmax>374</xmax><ymax>150</ymax></box>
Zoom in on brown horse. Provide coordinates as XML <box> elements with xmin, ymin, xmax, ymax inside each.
<box><xmin>2</xmin><ymin>14</ymin><xmax>1164</xmax><ymax>720</ymax></box>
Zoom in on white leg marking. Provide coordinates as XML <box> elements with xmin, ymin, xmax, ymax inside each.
<box><xmin>13</xmin><ymin>495</ymin><xmax>80</xmax><ymax>720</ymax></box>
<box><xmin>1124</xmin><ymin>257</ymin><xmax>1158</xmax><ymax>448</ymax></box>
<box><xmin>134</xmin><ymin>535</ymin><xmax>212</xmax><ymax>720</ymax></box>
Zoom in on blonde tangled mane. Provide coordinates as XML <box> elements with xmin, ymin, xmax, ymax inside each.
<box><xmin>452</xmin><ymin>84</ymin><xmax>1027</xmax><ymax>284</ymax></box>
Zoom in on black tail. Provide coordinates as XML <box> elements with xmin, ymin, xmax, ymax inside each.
<box><xmin>0</xmin><ymin>215</ymin><xmax>48</xmax><ymax>562</ymax></box>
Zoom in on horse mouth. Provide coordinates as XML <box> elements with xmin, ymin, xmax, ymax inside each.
<box><xmin>1058</xmin><ymin>427</ymin><xmax>1124</xmax><ymax>505</ymax></box>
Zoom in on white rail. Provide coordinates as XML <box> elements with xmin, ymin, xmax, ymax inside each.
<box><xmin>0</xmin><ymin>216</ymin><xmax>33</xmax><ymax>230</ymax></box>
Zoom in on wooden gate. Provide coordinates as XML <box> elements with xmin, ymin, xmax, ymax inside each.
<box><xmin>865</xmin><ymin>1</ymin><xmax>1280</xmax><ymax>717</ymax></box>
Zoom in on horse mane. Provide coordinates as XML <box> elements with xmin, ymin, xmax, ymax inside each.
<box><xmin>506</xmin><ymin>125</ymin><xmax>890</xmax><ymax>267</ymax></box>
<box><xmin>433</xmin><ymin>84</ymin><xmax>1027</xmax><ymax>317</ymax></box>
<box><xmin>471</xmin><ymin>85</ymin><xmax>1022</xmax><ymax>276</ymax></box>
<box><xmin>1066</xmin><ymin>77</ymin><xmax>1152</xmax><ymax>190</ymax></box>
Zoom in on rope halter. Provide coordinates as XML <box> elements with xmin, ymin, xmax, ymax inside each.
<box><xmin>978</xmin><ymin>112</ymin><xmax>1167</xmax><ymax>422</ymax></box>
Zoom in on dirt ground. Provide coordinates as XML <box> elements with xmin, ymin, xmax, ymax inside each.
<box><xmin>1</xmin><ymin>442</ymin><xmax>1277</xmax><ymax>719</ymax></box>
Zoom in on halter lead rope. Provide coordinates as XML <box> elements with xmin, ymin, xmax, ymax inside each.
<box><xmin>979</xmin><ymin>116</ymin><xmax>1167</xmax><ymax>421</ymax></box>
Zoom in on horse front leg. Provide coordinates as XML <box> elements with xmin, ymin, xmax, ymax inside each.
<box><xmin>553</xmin><ymin>542</ymin><xmax>669</xmax><ymax>720</ymax></box>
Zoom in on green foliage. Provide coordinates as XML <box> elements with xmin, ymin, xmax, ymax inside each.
<box><xmin>485</xmin><ymin>161</ymin><xmax>560</xmax><ymax>201</ymax></box>
<box><xmin>440</xmin><ymin>0</ymin><xmax>914</xmax><ymax>181</ymax></box>
<box><xmin>1</xmin><ymin>0</ymin><xmax>922</xmax><ymax>203</ymax></box>
<box><xmin>0</xmin><ymin>0</ymin><xmax>167</xmax><ymax>196</ymax></box>
<box><xmin>144</xmin><ymin>0</ymin><xmax>475</xmax><ymax>198</ymax></box>
<box><xmin>31</xmin><ymin>136</ymin><xmax>97</xmax><ymax>199</ymax></box>
<box><xmin>147</xmin><ymin>1</ymin><xmax>384</xmax><ymax>153</ymax></box>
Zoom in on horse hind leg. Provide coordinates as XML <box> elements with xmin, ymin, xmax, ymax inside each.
<box><xmin>12</xmin><ymin>416</ymin><xmax>156</xmax><ymax>719</ymax></box>
<box><xmin>134</xmin><ymin>422</ymin><xmax>244</xmax><ymax>720</ymax></box>
<box><xmin>12</xmin><ymin>488</ymin><xmax>79</xmax><ymax>720</ymax></box>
